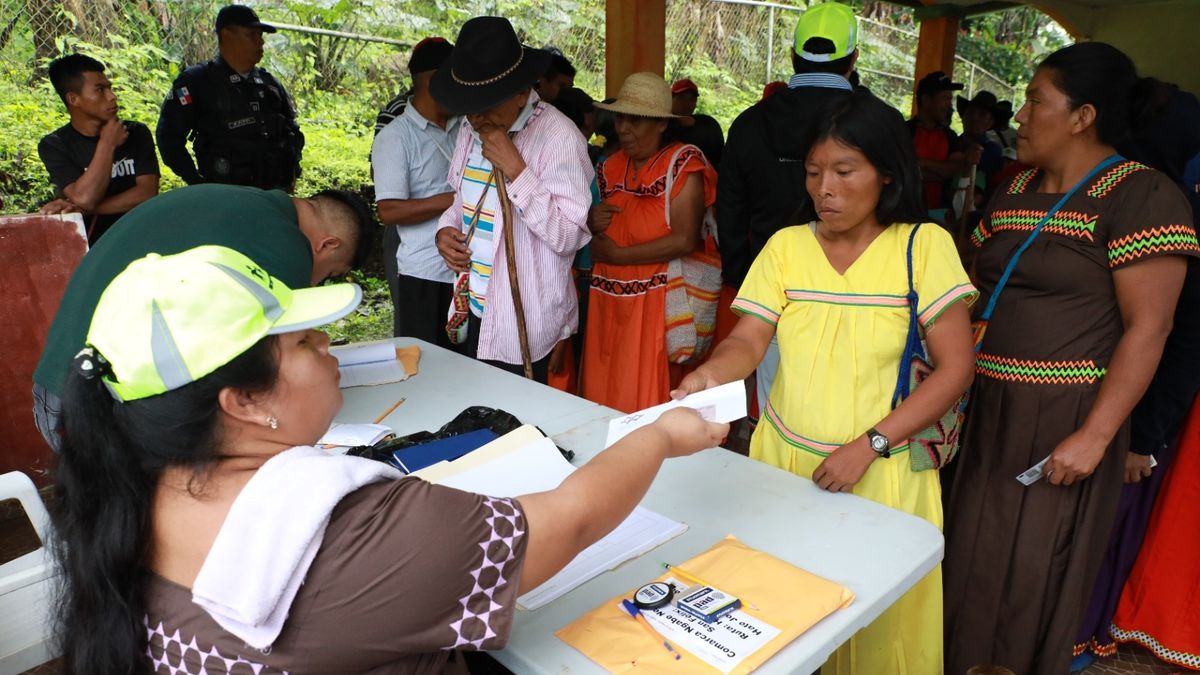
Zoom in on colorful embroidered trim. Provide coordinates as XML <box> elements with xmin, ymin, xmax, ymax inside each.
<box><xmin>918</xmin><ymin>284</ymin><xmax>977</xmax><ymax>326</ymax></box>
<box><xmin>730</xmin><ymin>297</ymin><xmax>780</xmax><ymax>325</ymax></box>
<box><xmin>764</xmin><ymin>400</ymin><xmax>909</xmax><ymax>458</ymax></box>
<box><xmin>987</xmin><ymin>209</ymin><xmax>1099</xmax><ymax>242</ymax></box>
<box><xmin>591</xmin><ymin>272</ymin><xmax>669</xmax><ymax>297</ymax></box>
<box><xmin>976</xmin><ymin>353</ymin><xmax>1106</xmax><ymax>385</ymax></box>
<box><xmin>784</xmin><ymin>289</ymin><xmax>909</xmax><ymax>308</ymax></box>
<box><xmin>1072</xmin><ymin>638</ymin><xmax>1118</xmax><ymax>659</ymax></box>
<box><xmin>969</xmin><ymin>220</ymin><xmax>990</xmax><ymax>248</ymax></box>
<box><xmin>1110</xmin><ymin>624</ymin><xmax>1200</xmax><ymax>670</ymax></box>
<box><xmin>1087</xmin><ymin>161</ymin><xmax>1149</xmax><ymax>199</ymax></box>
<box><xmin>1107</xmin><ymin>224</ymin><xmax>1200</xmax><ymax>267</ymax></box>
<box><xmin>598</xmin><ymin>145</ymin><xmax>704</xmax><ymax>199</ymax></box>
<box><xmin>1007</xmin><ymin>168</ymin><xmax>1039</xmax><ymax>194</ymax></box>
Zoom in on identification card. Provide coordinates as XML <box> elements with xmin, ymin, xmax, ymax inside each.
<box><xmin>1016</xmin><ymin>456</ymin><xmax>1051</xmax><ymax>486</ymax></box>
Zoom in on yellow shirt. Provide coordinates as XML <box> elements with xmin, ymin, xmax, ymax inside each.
<box><xmin>733</xmin><ymin>222</ymin><xmax>976</xmax><ymax>460</ymax></box>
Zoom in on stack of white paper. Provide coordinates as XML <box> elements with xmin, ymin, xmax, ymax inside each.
<box><xmin>425</xmin><ymin>425</ymin><xmax>688</xmax><ymax>610</ymax></box>
<box><xmin>331</xmin><ymin>342</ymin><xmax>409</xmax><ymax>388</ymax></box>
<box><xmin>318</xmin><ymin>423</ymin><xmax>393</xmax><ymax>453</ymax></box>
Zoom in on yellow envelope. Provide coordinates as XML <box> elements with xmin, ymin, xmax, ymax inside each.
<box><xmin>396</xmin><ymin>345</ymin><xmax>420</xmax><ymax>377</ymax></box>
<box><xmin>556</xmin><ymin>535</ymin><xmax>854</xmax><ymax>674</ymax></box>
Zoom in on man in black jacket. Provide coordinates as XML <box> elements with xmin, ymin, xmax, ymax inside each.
<box><xmin>717</xmin><ymin>2</ymin><xmax>857</xmax><ymax>289</ymax></box>
<box><xmin>717</xmin><ymin>1</ymin><xmax>858</xmax><ymax>414</ymax></box>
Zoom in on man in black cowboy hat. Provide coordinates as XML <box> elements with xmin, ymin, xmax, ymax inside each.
<box><xmin>430</xmin><ymin>16</ymin><xmax>593</xmax><ymax>383</ymax></box>
<box><xmin>156</xmin><ymin>4</ymin><xmax>303</xmax><ymax>191</ymax></box>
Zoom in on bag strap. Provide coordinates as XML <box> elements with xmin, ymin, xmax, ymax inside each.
<box><xmin>663</xmin><ymin>144</ymin><xmax>711</xmax><ymax>229</ymax></box>
<box><xmin>978</xmin><ymin>154</ymin><xmax>1122</xmax><ymax>325</ymax></box>
<box><xmin>461</xmin><ymin>169</ymin><xmax>496</xmax><ymax>246</ymax></box>
<box><xmin>891</xmin><ymin>224</ymin><xmax>925</xmax><ymax>408</ymax></box>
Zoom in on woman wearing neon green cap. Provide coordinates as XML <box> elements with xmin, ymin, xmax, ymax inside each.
<box><xmin>51</xmin><ymin>245</ymin><xmax>727</xmax><ymax>673</ymax></box>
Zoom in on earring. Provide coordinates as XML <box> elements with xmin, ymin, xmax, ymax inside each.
<box><xmin>267</xmin><ymin>415</ymin><xmax>278</xmax><ymax>430</ymax></box>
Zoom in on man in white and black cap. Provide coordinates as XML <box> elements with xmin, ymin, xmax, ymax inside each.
<box><xmin>431</xmin><ymin>16</ymin><xmax>593</xmax><ymax>384</ymax></box>
<box><xmin>156</xmin><ymin>4</ymin><xmax>303</xmax><ymax>191</ymax></box>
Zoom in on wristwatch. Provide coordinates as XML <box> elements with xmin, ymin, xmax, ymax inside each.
<box><xmin>866</xmin><ymin>428</ymin><xmax>891</xmax><ymax>459</ymax></box>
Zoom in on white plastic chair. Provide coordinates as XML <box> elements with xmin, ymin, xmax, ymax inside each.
<box><xmin>0</xmin><ymin>471</ymin><xmax>57</xmax><ymax>674</ymax></box>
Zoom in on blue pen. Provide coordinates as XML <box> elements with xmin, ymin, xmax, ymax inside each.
<box><xmin>621</xmin><ymin>599</ymin><xmax>682</xmax><ymax>661</ymax></box>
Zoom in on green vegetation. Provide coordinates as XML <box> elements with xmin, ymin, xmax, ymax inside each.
<box><xmin>1</xmin><ymin>0</ymin><xmax>1058</xmax><ymax>342</ymax></box>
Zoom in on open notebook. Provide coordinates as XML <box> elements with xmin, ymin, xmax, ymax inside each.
<box><xmin>417</xmin><ymin>425</ymin><xmax>687</xmax><ymax>610</ymax></box>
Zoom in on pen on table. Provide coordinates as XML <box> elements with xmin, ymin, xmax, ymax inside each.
<box><xmin>662</xmin><ymin>562</ymin><xmax>761</xmax><ymax>611</ymax></box>
<box><xmin>621</xmin><ymin>599</ymin><xmax>681</xmax><ymax>661</ymax></box>
<box><xmin>373</xmin><ymin>397</ymin><xmax>407</xmax><ymax>424</ymax></box>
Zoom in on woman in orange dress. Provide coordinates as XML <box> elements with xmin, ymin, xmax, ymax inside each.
<box><xmin>581</xmin><ymin>72</ymin><xmax>717</xmax><ymax>413</ymax></box>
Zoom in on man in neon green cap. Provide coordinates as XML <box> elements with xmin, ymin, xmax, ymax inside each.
<box><xmin>32</xmin><ymin>183</ymin><xmax>374</xmax><ymax>451</ymax></box>
<box><xmin>717</xmin><ymin>1</ymin><xmax>858</xmax><ymax>426</ymax></box>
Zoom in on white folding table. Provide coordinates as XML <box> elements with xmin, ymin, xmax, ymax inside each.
<box><xmin>336</xmin><ymin>339</ymin><xmax>944</xmax><ymax>674</ymax></box>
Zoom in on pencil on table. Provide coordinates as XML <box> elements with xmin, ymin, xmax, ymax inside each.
<box><xmin>373</xmin><ymin>397</ymin><xmax>406</xmax><ymax>424</ymax></box>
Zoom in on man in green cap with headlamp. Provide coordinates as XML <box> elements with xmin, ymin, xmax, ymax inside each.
<box><xmin>716</xmin><ymin>1</ymin><xmax>859</xmax><ymax>420</ymax></box>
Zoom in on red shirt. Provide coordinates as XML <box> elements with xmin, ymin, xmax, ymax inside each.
<box><xmin>913</xmin><ymin>125</ymin><xmax>951</xmax><ymax>210</ymax></box>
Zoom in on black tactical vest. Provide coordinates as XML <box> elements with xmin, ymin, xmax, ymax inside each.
<box><xmin>192</xmin><ymin>62</ymin><xmax>301</xmax><ymax>190</ymax></box>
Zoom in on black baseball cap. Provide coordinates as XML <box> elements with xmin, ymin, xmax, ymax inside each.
<box><xmin>917</xmin><ymin>70</ymin><xmax>964</xmax><ymax>97</ymax></box>
<box><xmin>408</xmin><ymin>37</ymin><xmax>454</xmax><ymax>75</ymax></box>
<box><xmin>215</xmin><ymin>4</ymin><xmax>277</xmax><ymax>33</ymax></box>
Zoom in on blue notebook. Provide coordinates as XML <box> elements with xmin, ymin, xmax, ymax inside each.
<box><xmin>390</xmin><ymin>428</ymin><xmax>499</xmax><ymax>474</ymax></box>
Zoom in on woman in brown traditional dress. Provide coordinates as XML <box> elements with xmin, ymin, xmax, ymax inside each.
<box><xmin>943</xmin><ymin>42</ymin><xmax>1199</xmax><ymax>675</ymax></box>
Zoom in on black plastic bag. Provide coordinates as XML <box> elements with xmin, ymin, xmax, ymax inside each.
<box><xmin>346</xmin><ymin>406</ymin><xmax>574</xmax><ymax>465</ymax></box>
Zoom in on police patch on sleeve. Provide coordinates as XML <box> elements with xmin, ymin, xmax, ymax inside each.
<box><xmin>176</xmin><ymin>87</ymin><xmax>193</xmax><ymax>106</ymax></box>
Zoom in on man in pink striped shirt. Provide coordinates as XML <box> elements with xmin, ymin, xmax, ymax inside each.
<box><xmin>432</xmin><ymin>16</ymin><xmax>593</xmax><ymax>383</ymax></box>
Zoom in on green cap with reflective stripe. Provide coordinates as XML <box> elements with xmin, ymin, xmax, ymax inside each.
<box><xmin>794</xmin><ymin>2</ymin><xmax>858</xmax><ymax>63</ymax></box>
<box><xmin>86</xmin><ymin>245</ymin><xmax>361</xmax><ymax>401</ymax></box>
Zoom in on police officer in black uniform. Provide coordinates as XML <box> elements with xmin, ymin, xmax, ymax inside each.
<box><xmin>156</xmin><ymin>4</ymin><xmax>303</xmax><ymax>191</ymax></box>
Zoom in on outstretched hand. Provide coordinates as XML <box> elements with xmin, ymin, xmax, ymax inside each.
<box><xmin>653</xmin><ymin>408</ymin><xmax>728</xmax><ymax>458</ymax></box>
<box><xmin>670</xmin><ymin>368</ymin><xmax>722</xmax><ymax>401</ymax></box>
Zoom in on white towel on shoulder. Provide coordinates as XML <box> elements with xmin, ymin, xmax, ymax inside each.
<box><xmin>191</xmin><ymin>445</ymin><xmax>401</xmax><ymax>649</ymax></box>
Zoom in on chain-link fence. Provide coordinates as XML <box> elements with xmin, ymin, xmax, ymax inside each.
<box><xmin>3</xmin><ymin>0</ymin><xmax>1017</xmax><ymax>103</ymax></box>
<box><xmin>666</xmin><ymin>0</ymin><xmax>1020</xmax><ymax>126</ymax></box>
<box><xmin>1</xmin><ymin>0</ymin><xmax>1021</xmax><ymax>211</ymax></box>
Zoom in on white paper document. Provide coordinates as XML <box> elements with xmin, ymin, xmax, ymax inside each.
<box><xmin>432</xmin><ymin>432</ymin><xmax>688</xmax><ymax>610</ymax></box>
<box><xmin>331</xmin><ymin>342</ymin><xmax>408</xmax><ymax>388</ymax></box>
<box><xmin>318</xmin><ymin>423</ymin><xmax>393</xmax><ymax>451</ymax></box>
<box><xmin>639</xmin><ymin>593</ymin><xmax>781</xmax><ymax>674</ymax></box>
<box><xmin>605</xmin><ymin>381</ymin><xmax>747</xmax><ymax>447</ymax></box>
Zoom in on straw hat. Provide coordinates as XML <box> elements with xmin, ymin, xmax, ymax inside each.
<box><xmin>594</xmin><ymin>72</ymin><xmax>681</xmax><ymax>119</ymax></box>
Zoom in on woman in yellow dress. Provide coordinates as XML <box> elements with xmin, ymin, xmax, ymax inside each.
<box><xmin>675</xmin><ymin>92</ymin><xmax>976</xmax><ymax>674</ymax></box>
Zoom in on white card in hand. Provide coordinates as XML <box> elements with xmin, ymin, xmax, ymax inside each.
<box><xmin>604</xmin><ymin>381</ymin><xmax>747</xmax><ymax>447</ymax></box>
<box><xmin>1016</xmin><ymin>456</ymin><xmax>1051</xmax><ymax>486</ymax></box>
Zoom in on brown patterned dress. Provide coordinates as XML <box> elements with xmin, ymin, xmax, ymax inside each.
<box><xmin>943</xmin><ymin>160</ymin><xmax>1198</xmax><ymax>675</ymax></box>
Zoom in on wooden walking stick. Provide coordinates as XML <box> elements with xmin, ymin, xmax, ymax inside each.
<box><xmin>495</xmin><ymin>174</ymin><xmax>534</xmax><ymax>380</ymax></box>
<box><xmin>959</xmin><ymin>163</ymin><xmax>978</xmax><ymax>233</ymax></box>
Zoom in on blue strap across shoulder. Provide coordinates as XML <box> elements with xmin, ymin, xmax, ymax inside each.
<box><xmin>978</xmin><ymin>154</ymin><xmax>1124</xmax><ymax>325</ymax></box>
<box><xmin>891</xmin><ymin>224</ymin><xmax>925</xmax><ymax>407</ymax></box>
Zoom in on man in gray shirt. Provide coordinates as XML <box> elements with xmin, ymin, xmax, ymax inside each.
<box><xmin>372</xmin><ymin>38</ymin><xmax>461</xmax><ymax>347</ymax></box>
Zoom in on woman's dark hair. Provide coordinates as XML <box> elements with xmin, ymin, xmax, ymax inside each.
<box><xmin>796</xmin><ymin>91</ymin><xmax>928</xmax><ymax>226</ymax></box>
<box><xmin>550</xmin><ymin>87</ymin><xmax>594</xmax><ymax>133</ymax></box>
<box><xmin>1038</xmin><ymin>42</ymin><xmax>1137</xmax><ymax>146</ymax></box>
<box><xmin>52</xmin><ymin>337</ymin><xmax>279</xmax><ymax>674</ymax></box>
